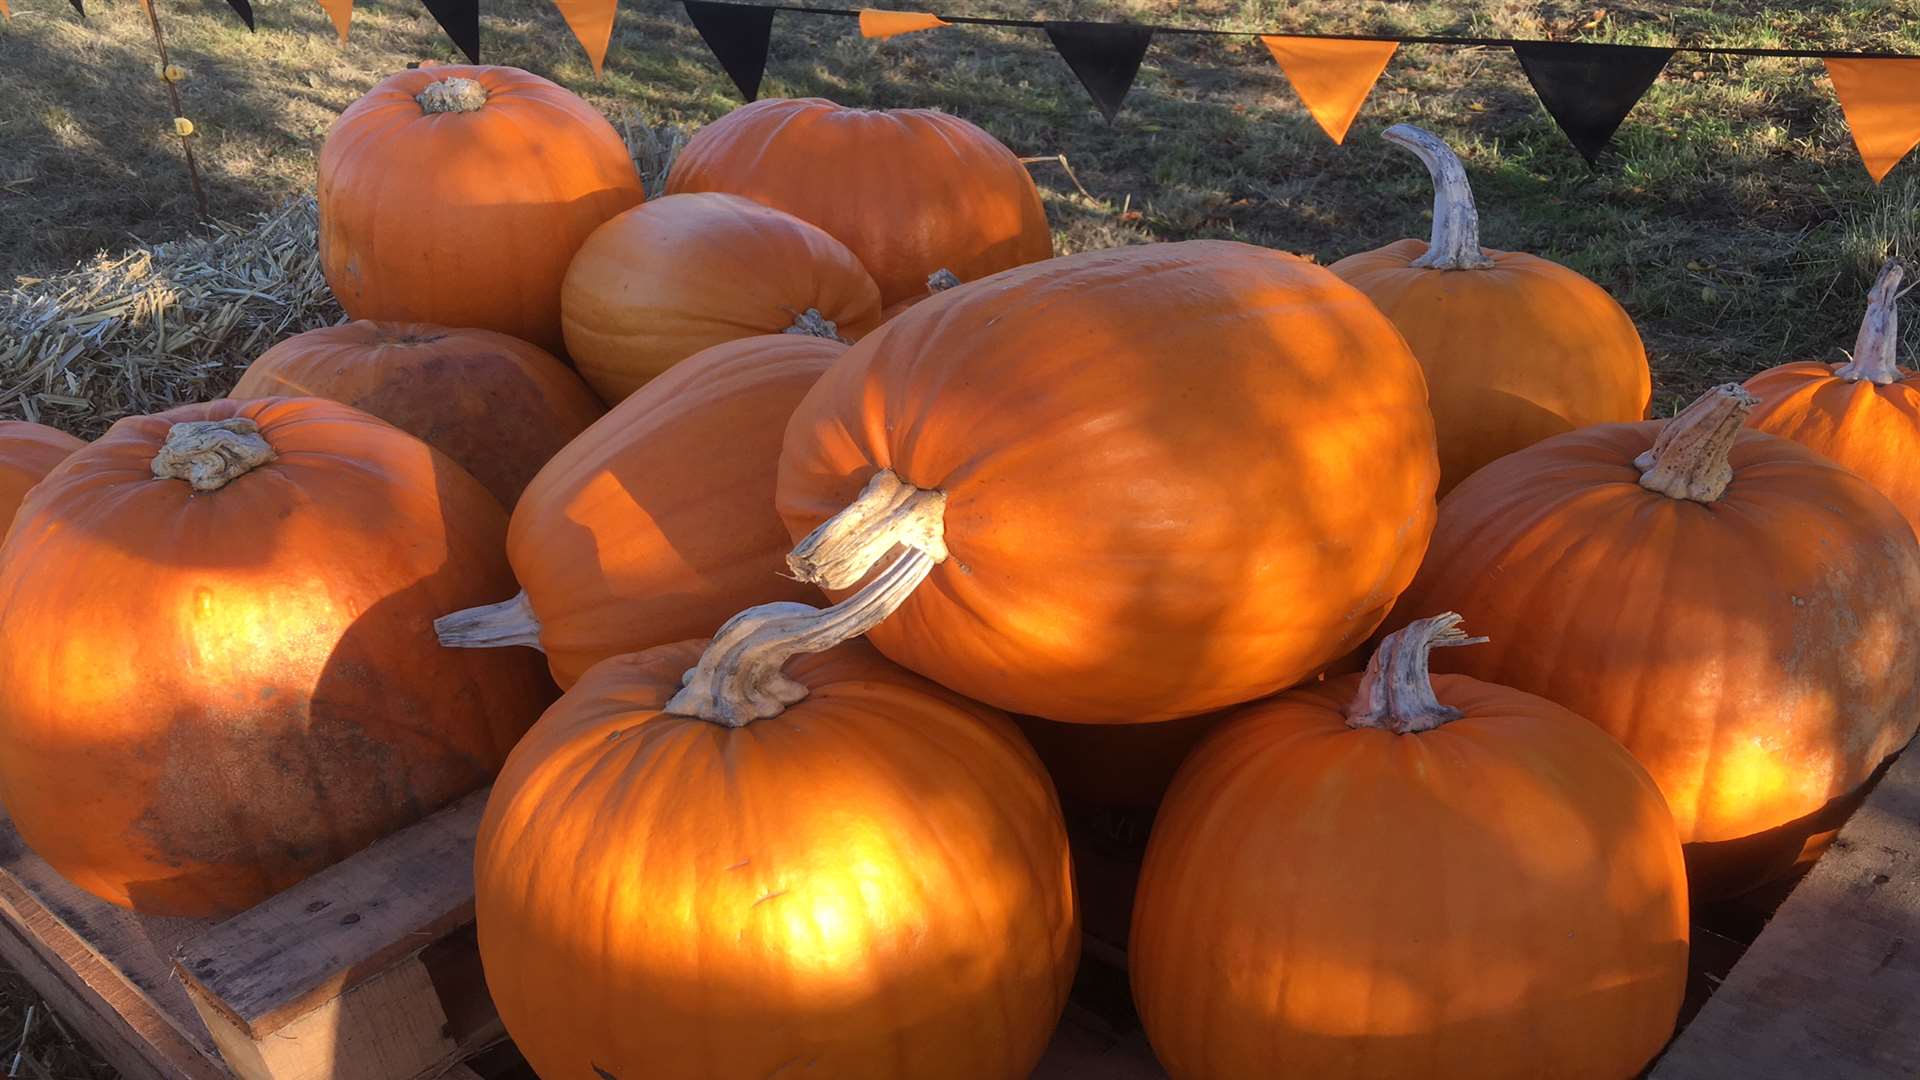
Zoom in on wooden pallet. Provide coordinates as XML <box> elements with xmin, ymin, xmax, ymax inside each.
<box><xmin>0</xmin><ymin>747</ymin><xmax>1915</xmax><ymax>1079</ymax></box>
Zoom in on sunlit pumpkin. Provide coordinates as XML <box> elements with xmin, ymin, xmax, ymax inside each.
<box><xmin>666</xmin><ymin>97</ymin><xmax>1051</xmax><ymax>307</ymax></box>
<box><xmin>0</xmin><ymin>421</ymin><xmax>83</xmax><ymax>534</ymax></box>
<box><xmin>1330</xmin><ymin>125</ymin><xmax>1650</xmax><ymax>495</ymax></box>
<box><xmin>474</xmin><ymin>552</ymin><xmax>1079</xmax><ymax>1079</ymax></box>
<box><xmin>1746</xmin><ymin>259</ymin><xmax>1920</xmax><ymax>537</ymax></box>
<box><xmin>1382</xmin><ymin>385</ymin><xmax>1920</xmax><ymax>899</ymax></box>
<box><xmin>437</xmin><ymin>334</ymin><xmax>845</xmax><ymax>688</ymax></box>
<box><xmin>0</xmin><ymin>398</ymin><xmax>554</xmax><ymax>917</ymax></box>
<box><xmin>777</xmin><ymin>240</ymin><xmax>1439</xmax><ymax>724</ymax></box>
<box><xmin>229</xmin><ymin>321</ymin><xmax>605</xmax><ymax>508</ymax></box>
<box><xmin>1131</xmin><ymin>615</ymin><xmax>1689</xmax><ymax>1080</ymax></box>
<box><xmin>560</xmin><ymin>193</ymin><xmax>882</xmax><ymax>405</ymax></box>
<box><xmin>318</xmin><ymin>65</ymin><xmax>645</xmax><ymax>353</ymax></box>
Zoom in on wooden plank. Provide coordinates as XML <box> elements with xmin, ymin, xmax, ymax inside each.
<box><xmin>1650</xmin><ymin>748</ymin><xmax>1920</xmax><ymax>1079</ymax></box>
<box><xmin>175</xmin><ymin>789</ymin><xmax>488</xmax><ymax>1040</ymax></box>
<box><xmin>186</xmin><ymin>956</ymin><xmax>459</xmax><ymax>1080</ymax></box>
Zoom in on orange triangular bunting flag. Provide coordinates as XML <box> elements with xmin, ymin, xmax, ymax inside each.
<box><xmin>554</xmin><ymin>0</ymin><xmax>617</xmax><ymax>74</ymax></box>
<box><xmin>316</xmin><ymin>0</ymin><xmax>351</xmax><ymax>41</ymax></box>
<box><xmin>1826</xmin><ymin>58</ymin><xmax>1920</xmax><ymax>183</ymax></box>
<box><xmin>1260</xmin><ymin>35</ymin><xmax>1398</xmax><ymax>144</ymax></box>
<box><xmin>859</xmin><ymin>9</ymin><xmax>948</xmax><ymax>39</ymax></box>
<box><xmin>1</xmin><ymin>0</ymin><xmax>11</xmax><ymax>21</ymax></box>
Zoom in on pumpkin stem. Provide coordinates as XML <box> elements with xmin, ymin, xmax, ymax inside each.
<box><xmin>434</xmin><ymin>590</ymin><xmax>545</xmax><ymax>652</ymax></box>
<box><xmin>926</xmin><ymin>268</ymin><xmax>962</xmax><ymax>293</ymax></box>
<box><xmin>416</xmin><ymin>77</ymin><xmax>488</xmax><ymax>115</ymax></box>
<box><xmin>785</xmin><ymin>308</ymin><xmax>850</xmax><ymax>343</ymax></box>
<box><xmin>1836</xmin><ymin>259</ymin><xmax>1907</xmax><ymax>385</ymax></box>
<box><xmin>151</xmin><ymin>418</ymin><xmax>276</xmax><ymax>492</ymax></box>
<box><xmin>1634</xmin><ymin>383</ymin><xmax>1755</xmax><ymax>503</ymax></box>
<box><xmin>666</xmin><ymin>548</ymin><xmax>938</xmax><ymax>727</ymax></box>
<box><xmin>1383</xmin><ymin>124</ymin><xmax>1495</xmax><ymax>272</ymax></box>
<box><xmin>787</xmin><ymin>469</ymin><xmax>949</xmax><ymax>590</ymax></box>
<box><xmin>1345</xmin><ymin>613</ymin><xmax>1488</xmax><ymax>735</ymax></box>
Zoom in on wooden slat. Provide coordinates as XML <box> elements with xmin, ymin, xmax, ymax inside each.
<box><xmin>1651</xmin><ymin>748</ymin><xmax>1920</xmax><ymax>1079</ymax></box>
<box><xmin>175</xmin><ymin>789</ymin><xmax>489</xmax><ymax>1039</ymax></box>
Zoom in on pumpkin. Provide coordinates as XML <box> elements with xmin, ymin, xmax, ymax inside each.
<box><xmin>1130</xmin><ymin>614</ymin><xmax>1689</xmax><ymax>1080</ymax></box>
<box><xmin>473</xmin><ymin>551</ymin><xmax>1079</xmax><ymax>1079</ymax></box>
<box><xmin>1010</xmin><ymin>712</ymin><xmax>1222</xmax><ymax>809</ymax></box>
<box><xmin>0</xmin><ymin>398</ymin><xmax>554</xmax><ymax>917</ymax></box>
<box><xmin>318</xmin><ymin>65</ymin><xmax>645</xmax><ymax>354</ymax></box>
<box><xmin>1330</xmin><ymin>125</ymin><xmax>1651</xmax><ymax>495</ymax></box>
<box><xmin>878</xmin><ymin>268</ymin><xmax>962</xmax><ymax>324</ymax></box>
<box><xmin>229</xmin><ymin>321</ymin><xmax>605</xmax><ymax>508</ymax></box>
<box><xmin>436</xmin><ymin>334</ymin><xmax>845</xmax><ymax>689</ymax></box>
<box><xmin>777</xmin><ymin>240</ymin><xmax>1439</xmax><ymax>724</ymax></box>
<box><xmin>666</xmin><ymin>97</ymin><xmax>1052</xmax><ymax>307</ymax></box>
<box><xmin>1746</xmin><ymin>259</ymin><xmax>1920</xmax><ymax>536</ymax></box>
<box><xmin>1381</xmin><ymin>384</ymin><xmax>1920</xmax><ymax>900</ymax></box>
<box><xmin>0</xmin><ymin>421</ymin><xmax>83</xmax><ymax>534</ymax></box>
<box><xmin>560</xmin><ymin>193</ymin><xmax>882</xmax><ymax>405</ymax></box>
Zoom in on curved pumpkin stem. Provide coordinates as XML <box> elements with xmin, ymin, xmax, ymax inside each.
<box><xmin>785</xmin><ymin>308</ymin><xmax>850</xmax><ymax>343</ymax></box>
<box><xmin>435</xmin><ymin>590</ymin><xmax>545</xmax><ymax>652</ymax></box>
<box><xmin>667</xmin><ymin>548</ymin><xmax>936</xmax><ymax>727</ymax></box>
<box><xmin>1634</xmin><ymin>383</ymin><xmax>1755</xmax><ymax>503</ymax></box>
<box><xmin>1346</xmin><ymin>613</ymin><xmax>1488</xmax><ymax>734</ymax></box>
<box><xmin>1382</xmin><ymin>124</ymin><xmax>1495</xmax><ymax>272</ymax></box>
<box><xmin>416</xmin><ymin>77</ymin><xmax>488</xmax><ymax>115</ymax></box>
<box><xmin>151</xmin><ymin>418</ymin><xmax>276</xmax><ymax>491</ymax></box>
<box><xmin>787</xmin><ymin>469</ymin><xmax>949</xmax><ymax>590</ymax></box>
<box><xmin>1836</xmin><ymin>259</ymin><xmax>1908</xmax><ymax>385</ymax></box>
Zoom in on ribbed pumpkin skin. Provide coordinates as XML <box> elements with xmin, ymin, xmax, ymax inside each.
<box><xmin>1382</xmin><ymin>423</ymin><xmax>1920</xmax><ymax>897</ymax></box>
<box><xmin>511</xmin><ymin>335</ymin><xmax>845</xmax><ymax>688</ymax></box>
<box><xmin>666</xmin><ymin>98</ymin><xmax>1052</xmax><ymax>307</ymax></box>
<box><xmin>474</xmin><ymin>640</ymin><xmax>1079</xmax><ymax>1080</ymax></box>
<box><xmin>230</xmin><ymin>321</ymin><xmax>605</xmax><ymax>508</ymax></box>
<box><xmin>318</xmin><ymin>65</ymin><xmax>644</xmax><ymax>353</ymax></box>
<box><xmin>1331</xmin><ymin>239</ymin><xmax>1651</xmax><ymax>494</ymax></box>
<box><xmin>0</xmin><ymin>421</ymin><xmax>83</xmax><ymax>536</ymax></box>
<box><xmin>1130</xmin><ymin>674</ymin><xmax>1689</xmax><ymax>1080</ymax></box>
<box><xmin>1745</xmin><ymin>361</ymin><xmax>1920</xmax><ymax>538</ymax></box>
<box><xmin>0</xmin><ymin>398</ymin><xmax>554</xmax><ymax>917</ymax></box>
<box><xmin>777</xmin><ymin>241</ymin><xmax>1440</xmax><ymax>724</ymax></box>
<box><xmin>560</xmin><ymin>193</ymin><xmax>882</xmax><ymax>405</ymax></box>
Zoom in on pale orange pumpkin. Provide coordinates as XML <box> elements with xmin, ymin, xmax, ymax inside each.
<box><xmin>0</xmin><ymin>398</ymin><xmax>554</xmax><ymax>917</ymax></box>
<box><xmin>473</xmin><ymin>554</ymin><xmax>1078</xmax><ymax>1079</ymax></box>
<box><xmin>436</xmin><ymin>334</ymin><xmax>845</xmax><ymax>688</ymax></box>
<box><xmin>0</xmin><ymin>421</ymin><xmax>83</xmax><ymax>534</ymax></box>
<box><xmin>560</xmin><ymin>193</ymin><xmax>882</xmax><ymax>404</ymax></box>
<box><xmin>1131</xmin><ymin>615</ymin><xmax>1689</xmax><ymax>1079</ymax></box>
<box><xmin>318</xmin><ymin>66</ymin><xmax>645</xmax><ymax>353</ymax></box>
<box><xmin>230</xmin><ymin>321</ymin><xmax>605</xmax><ymax>508</ymax></box>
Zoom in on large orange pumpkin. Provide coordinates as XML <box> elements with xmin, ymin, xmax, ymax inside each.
<box><xmin>473</xmin><ymin>557</ymin><xmax>1079</xmax><ymax>1079</ymax></box>
<box><xmin>0</xmin><ymin>421</ymin><xmax>83</xmax><ymax>534</ymax></box>
<box><xmin>1382</xmin><ymin>385</ymin><xmax>1920</xmax><ymax>899</ymax></box>
<box><xmin>777</xmin><ymin>240</ymin><xmax>1440</xmax><ymax>724</ymax></box>
<box><xmin>436</xmin><ymin>334</ymin><xmax>845</xmax><ymax>688</ymax></box>
<box><xmin>560</xmin><ymin>193</ymin><xmax>882</xmax><ymax>405</ymax></box>
<box><xmin>666</xmin><ymin>97</ymin><xmax>1052</xmax><ymax>307</ymax></box>
<box><xmin>1746</xmin><ymin>259</ymin><xmax>1920</xmax><ymax>536</ymax></box>
<box><xmin>1130</xmin><ymin>615</ymin><xmax>1689</xmax><ymax>1080</ymax></box>
<box><xmin>318</xmin><ymin>66</ymin><xmax>644</xmax><ymax>354</ymax></box>
<box><xmin>229</xmin><ymin>321</ymin><xmax>605</xmax><ymax>508</ymax></box>
<box><xmin>1331</xmin><ymin>125</ymin><xmax>1650</xmax><ymax>495</ymax></box>
<box><xmin>0</xmin><ymin>398</ymin><xmax>554</xmax><ymax>917</ymax></box>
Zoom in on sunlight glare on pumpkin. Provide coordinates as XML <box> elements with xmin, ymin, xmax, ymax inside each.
<box><xmin>1708</xmin><ymin>736</ymin><xmax>1794</xmax><ymax>828</ymax></box>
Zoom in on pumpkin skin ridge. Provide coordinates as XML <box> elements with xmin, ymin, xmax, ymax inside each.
<box><xmin>1746</xmin><ymin>360</ymin><xmax>1920</xmax><ymax>539</ymax></box>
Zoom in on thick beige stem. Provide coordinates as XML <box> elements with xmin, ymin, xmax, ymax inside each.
<box><xmin>787</xmin><ymin>469</ymin><xmax>949</xmax><ymax>590</ymax></box>
<box><xmin>785</xmin><ymin>309</ymin><xmax>849</xmax><ymax>342</ymax></box>
<box><xmin>434</xmin><ymin>590</ymin><xmax>545</xmax><ymax>652</ymax></box>
<box><xmin>926</xmin><ymin>268</ymin><xmax>961</xmax><ymax>293</ymax></box>
<box><xmin>666</xmin><ymin>548</ymin><xmax>936</xmax><ymax>727</ymax></box>
<box><xmin>1635</xmin><ymin>384</ymin><xmax>1755</xmax><ymax>503</ymax></box>
<box><xmin>1383</xmin><ymin>124</ymin><xmax>1495</xmax><ymax>271</ymax></box>
<box><xmin>416</xmin><ymin>77</ymin><xmax>488</xmax><ymax>114</ymax></box>
<box><xmin>151</xmin><ymin>418</ymin><xmax>276</xmax><ymax>491</ymax></box>
<box><xmin>1346</xmin><ymin>613</ymin><xmax>1488</xmax><ymax>734</ymax></box>
<box><xmin>1835</xmin><ymin>260</ymin><xmax>1907</xmax><ymax>385</ymax></box>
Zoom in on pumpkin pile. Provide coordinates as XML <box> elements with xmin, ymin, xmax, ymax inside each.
<box><xmin>2</xmin><ymin>63</ymin><xmax>1914</xmax><ymax>1080</ymax></box>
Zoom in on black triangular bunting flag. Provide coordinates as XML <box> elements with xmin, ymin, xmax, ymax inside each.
<box><xmin>1513</xmin><ymin>42</ymin><xmax>1672</xmax><ymax>163</ymax></box>
<box><xmin>67</xmin><ymin>0</ymin><xmax>83</xmax><ymax>16</ymax></box>
<box><xmin>219</xmin><ymin>0</ymin><xmax>255</xmax><ymax>31</ymax></box>
<box><xmin>420</xmin><ymin>0</ymin><xmax>479</xmax><ymax>62</ymax></box>
<box><xmin>1045</xmin><ymin>21</ymin><xmax>1153</xmax><ymax>123</ymax></box>
<box><xmin>685</xmin><ymin>0</ymin><xmax>776</xmax><ymax>103</ymax></box>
